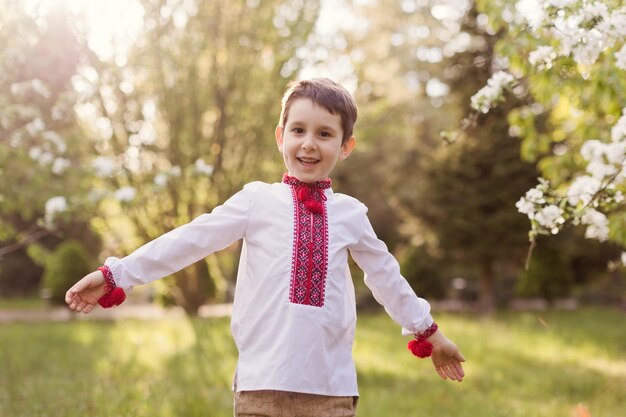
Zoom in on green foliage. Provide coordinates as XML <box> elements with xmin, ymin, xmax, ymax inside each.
<box><xmin>0</xmin><ymin>3</ymin><xmax>90</xmax><ymax>230</ymax></box>
<box><xmin>0</xmin><ymin>250</ymin><xmax>43</xmax><ymax>298</ymax></box>
<box><xmin>475</xmin><ymin>0</ymin><xmax>626</xmax><ymax>244</ymax></box>
<box><xmin>399</xmin><ymin>245</ymin><xmax>448</xmax><ymax>299</ymax></box>
<box><xmin>0</xmin><ymin>310</ymin><xmax>624</xmax><ymax>417</ymax></box>
<box><xmin>40</xmin><ymin>240</ymin><xmax>95</xmax><ymax>305</ymax></box>
<box><xmin>517</xmin><ymin>232</ymin><xmax>621</xmax><ymax>303</ymax></box>
<box><xmin>339</xmin><ymin>1</ymin><xmax>542</xmax><ymax>313</ymax></box>
<box><xmin>71</xmin><ymin>0</ymin><xmax>321</xmax><ymax>314</ymax></box>
<box><xmin>517</xmin><ymin>239</ymin><xmax>573</xmax><ymax>301</ymax></box>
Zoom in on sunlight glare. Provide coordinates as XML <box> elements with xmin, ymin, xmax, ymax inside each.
<box><xmin>23</xmin><ymin>0</ymin><xmax>144</xmax><ymax>61</ymax></box>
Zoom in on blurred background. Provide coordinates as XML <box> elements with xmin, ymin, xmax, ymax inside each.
<box><xmin>2</xmin><ymin>0</ymin><xmax>624</xmax><ymax>315</ymax></box>
<box><xmin>1</xmin><ymin>1</ymin><xmax>625</xmax><ymax>417</ymax></box>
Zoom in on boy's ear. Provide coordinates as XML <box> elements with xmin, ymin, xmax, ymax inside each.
<box><xmin>339</xmin><ymin>136</ymin><xmax>356</xmax><ymax>161</ymax></box>
<box><xmin>275</xmin><ymin>125</ymin><xmax>284</xmax><ymax>152</ymax></box>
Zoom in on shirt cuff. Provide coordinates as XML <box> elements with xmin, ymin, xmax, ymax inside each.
<box><xmin>103</xmin><ymin>257</ymin><xmax>132</xmax><ymax>291</ymax></box>
<box><xmin>401</xmin><ymin>314</ymin><xmax>435</xmax><ymax>336</ymax></box>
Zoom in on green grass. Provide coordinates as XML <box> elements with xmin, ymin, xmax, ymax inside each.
<box><xmin>0</xmin><ymin>297</ymin><xmax>47</xmax><ymax>310</ymax></box>
<box><xmin>1</xmin><ymin>308</ymin><xmax>624</xmax><ymax>417</ymax></box>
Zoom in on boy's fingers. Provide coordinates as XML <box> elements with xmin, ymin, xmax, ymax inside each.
<box><xmin>442</xmin><ymin>365</ymin><xmax>456</xmax><ymax>380</ymax></box>
<box><xmin>450</xmin><ymin>364</ymin><xmax>463</xmax><ymax>381</ymax></box>
<box><xmin>76</xmin><ymin>301</ymin><xmax>87</xmax><ymax>312</ymax></box>
<box><xmin>454</xmin><ymin>361</ymin><xmax>465</xmax><ymax>378</ymax></box>
<box><xmin>67</xmin><ymin>292</ymin><xmax>79</xmax><ymax>306</ymax></box>
<box><xmin>66</xmin><ymin>289</ymin><xmax>79</xmax><ymax>305</ymax></box>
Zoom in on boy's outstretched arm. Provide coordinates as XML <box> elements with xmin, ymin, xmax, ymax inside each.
<box><xmin>428</xmin><ymin>331</ymin><xmax>466</xmax><ymax>382</ymax></box>
<box><xmin>65</xmin><ymin>271</ymin><xmax>108</xmax><ymax>314</ymax></box>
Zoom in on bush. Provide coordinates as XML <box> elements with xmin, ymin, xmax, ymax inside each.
<box><xmin>516</xmin><ymin>238</ymin><xmax>573</xmax><ymax>302</ymax></box>
<box><xmin>40</xmin><ymin>240</ymin><xmax>95</xmax><ymax>305</ymax></box>
<box><xmin>400</xmin><ymin>245</ymin><xmax>448</xmax><ymax>299</ymax></box>
<box><xmin>0</xmin><ymin>249</ymin><xmax>44</xmax><ymax>297</ymax></box>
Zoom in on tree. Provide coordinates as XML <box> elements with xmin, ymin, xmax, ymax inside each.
<box><xmin>0</xmin><ymin>3</ymin><xmax>99</xmax><ymax>295</ymax></box>
<box><xmin>335</xmin><ymin>0</ymin><xmax>539</xmax><ymax>312</ymax></box>
<box><xmin>469</xmin><ymin>0</ymin><xmax>626</xmax><ymax>257</ymax></box>
<box><xmin>73</xmin><ymin>0</ymin><xmax>320</xmax><ymax>314</ymax></box>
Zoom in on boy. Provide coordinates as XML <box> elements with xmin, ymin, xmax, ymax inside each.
<box><xmin>66</xmin><ymin>78</ymin><xmax>465</xmax><ymax>416</ymax></box>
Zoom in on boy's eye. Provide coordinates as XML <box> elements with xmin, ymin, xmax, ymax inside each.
<box><xmin>319</xmin><ymin>131</ymin><xmax>331</xmax><ymax>138</ymax></box>
<box><xmin>293</xmin><ymin>127</ymin><xmax>304</xmax><ymax>134</ymax></box>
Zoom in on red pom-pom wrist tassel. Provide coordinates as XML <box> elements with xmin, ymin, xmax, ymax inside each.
<box><xmin>97</xmin><ymin>266</ymin><xmax>126</xmax><ymax>308</ymax></box>
<box><xmin>408</xmin><ymin>322</ymin><xmax>438</xmax><ymax>358</ymax></box>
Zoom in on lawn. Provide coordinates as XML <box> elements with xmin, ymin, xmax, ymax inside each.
<box><xmin>0</xmin><ymin>308</ymin><xmax>624</xmax><ymax>417</ymax></box>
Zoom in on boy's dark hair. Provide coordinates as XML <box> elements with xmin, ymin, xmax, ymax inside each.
<box><xmin>279</xmin><ymin>78</ymin><xmax>358</xmax><ymax>144</ymax></box>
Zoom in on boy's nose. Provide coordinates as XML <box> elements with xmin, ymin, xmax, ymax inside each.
<box><xmin>301</xmin><ymin>135</ymin><xmax>316</xmax><ymax>150</ymax></box>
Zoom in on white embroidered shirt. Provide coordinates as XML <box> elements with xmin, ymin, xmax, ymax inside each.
<box><xmin>105</xmin><ymin>180</ymin><xmax>434</xmax><ymax>396</ymax></box>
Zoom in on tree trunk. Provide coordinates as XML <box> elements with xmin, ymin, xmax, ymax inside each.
<box><xmin>173</xmin><ymin>261</ymin><xmax>214</xmax><ymax>316</ymax></box>
<box><xmin>479</xmin><ymin>256</ymin><xmax>495</xmax><ymax>316</ymax></box>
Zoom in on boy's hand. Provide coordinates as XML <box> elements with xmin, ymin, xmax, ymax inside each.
<box><xmin>428</xmin><ymin>331</ymin><xmax>466</xmax><ymax>382</ymax></box>
<box><xmin>65</xmin><ymin>270</ymin><xmax>108</xmax><ymax>314</ymax></box>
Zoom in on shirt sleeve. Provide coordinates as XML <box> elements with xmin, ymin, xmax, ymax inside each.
<box><xmin>104</xmin><ymin>183</ymin><xmax>254</xmax><ymax>289</ymax></box>
<box><xmin>349</xmin><ymin>205</ymin><xmax>434</xmax><ymax>335</ymax></box>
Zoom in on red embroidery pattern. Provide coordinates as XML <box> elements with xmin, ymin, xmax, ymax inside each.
<box><xmin>283</xmin><ymin>175</ymin><xmax>330</xmax><ymax>307</ymax></box>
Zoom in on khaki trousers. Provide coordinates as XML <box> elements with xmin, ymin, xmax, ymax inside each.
<box><xmin>234</xmin><ymin>390</ymin><xmax>358</xmax><ymax>417</ymax></box>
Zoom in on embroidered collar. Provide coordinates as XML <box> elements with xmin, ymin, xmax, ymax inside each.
<box><xmin>282</xmin><ymin>174</ymin><xmax>332</xmax><ymax>190</ymax></box>
<box><xmin>282</xmin><ymin>174</ymin><xmax>330</xmax><ymax>215</ymax></box>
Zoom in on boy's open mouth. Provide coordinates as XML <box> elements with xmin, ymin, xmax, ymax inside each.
<box><xmin>297</xmin><ymin>157</ymin><xmax>319</xmax><ymax>165</ymax></box>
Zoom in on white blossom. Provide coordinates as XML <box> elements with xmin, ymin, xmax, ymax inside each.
<box><xmin>29</xmin><ymin>147</ymin><xmax>42</xmax><ymax>161</ymax></box>
<box><xmin>525</xmin><ymin>187</ymin><xmax>546</xmax><ymax>204</ymax></box>
<box><xmin>114</xmin><ymin>186</ymin><xmax>136</xmax><ymax>202</ymax></box>
<box><xmin>30</xmin><ymin>79</ymin><xmax>51</xmax><ymax>98</ymax></box>
<box><xmin>580</xmin><ymin>139</ymin><xmax>605</xmax><ymax>161</ymax></box>
<box><xmin>581</xmin><ymin>208</ymin><xmax>609</xmax><ymax>241</ymax></box>
<box><xmin>567</xmin><ymin>176</ymin><xmax>601</xmax><ymax>206</ymax></box>
<box><xmin>470</xmin><ymin>85</ymin><xmax>499</xmax><ymax>113</ymax></box>
<box><xmin>169</xmin><ymin>166</ymin><xmax>182</xmax><ymax>177</ymax></box>
<box><xmin>605</xmin><ymin>9</ymin><xmax>626</xmax><ymax>38</ymax></box>
<box><xmin>553</xmin><ymin>14</ymin><xmax>584</xmax><ymax>57</ymax></box>
<box><xmin>45</xmin><ymin>196</ymin><xmax>68</xmax><ymax>226</ymax></box>
<box><xmin>52</xmin><ymin>158</ymin><xmax>71</xmax><ymax>175</ymax></box>
<box><xmin>611</xmin><ymin>110</ymin><xmax>626</xmax><ymax>142</ymax></box>
<box><xmin>488</xmin><ymin>71</ymin><xmax>515</xmax><ymax>89</ymax></box>
<box><xmin>515</xmin><ymin>0</ymin><xmax>545</xmax><ymax>31</ymax></box>
<box><xmin>10</xmin><ymin>79</ymin><xmax>50</xmax><ymax>98</ymax></box>
<box><xmin>154</xmin><ymin>173</ymin><xmax>168</xmax><ymax>187</ymax></box>
<box><xmin>42</xmin><ymin>131</ymin><xmax>67</xmax><ymax>153</ymax></box>
<box><xmin>616</xmin><ymin>44</ymin><xmax>626</xmax><ymax>70</ymax></box>
<box><xmin>579</xmin><ymin>2</ymin><xmax>609</xmax><ymax>23</ymax></box>
<box><xmin>572</xmin><ymin>31</ymin><xmax>604</xmax><ymax>68</ymax></box>
<box><xmin>605</xmin><ymin>141</ymin><xmax>626</xmax><ymax>164</ymax></box>
<box><xmin>195</xmin><ymin>158</ymin><xmax>214</xmax><ymax>176</ymax></box>
<box><xmin>586</xmin><ymin>160</ymin><xmax>617</xmax><ymax>180</ymax></box>
<box><xmin>38</xmin><ymin>151</ymin><xmax>55</xmax><ymax>166</ymax></box>
<box><xmin>547</xmin><ymin>0</ymin><xmax>575</xmax><ymax>8</ymax></box>
<box><xmin>516</xmin><ymin>197</ymin><xmax>536</xmax><ymax>219</ymax></box>
<box><xmin>92</xmin><ymin>156</ymin><xmax>117</xmax><ymax>177</ymax></box>
<box><xmin>87</xmin><ymin>189</ymin><xmax>107</xmax><ymax>203</ymax></box>
<box><xmin>529</xmin><ymin>46</ymin><xmax>557</xmax><ymax>69</ymax></box>
<box><xmin>470</xmin><ymin>71</ymin><xmax>515</xmax><ymax>113</ymax></box>
<box><xmin>535</xmin><ymin>204</ymin><xmax>565</xmax><ymax>229</ymax></box>
<box><xmin>25</xmin><ymin>118</ymin><xmax>45</xmax><ymax>137</ymax></box>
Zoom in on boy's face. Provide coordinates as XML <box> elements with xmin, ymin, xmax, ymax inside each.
<box><xmin>276</xmin><ymin>98</ymin><xmax>356</xmax><ymax>183</ymax></box>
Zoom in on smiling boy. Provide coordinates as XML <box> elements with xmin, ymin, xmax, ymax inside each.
<box><xmin>66</xmin><ymin>78</ymin><xmax>465</xmax><ymax>416</ymax></box>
